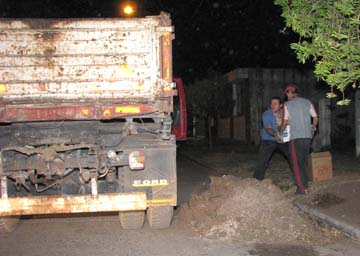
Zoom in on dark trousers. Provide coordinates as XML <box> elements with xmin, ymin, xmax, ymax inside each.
<box><xmin>254</xmin><ymin>140</ymin><xmax>292</xmax><ymax>181</ymax></box>
<box><xmin>289</xmin><ymin>138</ymin><xmax>311</xmax><ymax>193</ymax></box>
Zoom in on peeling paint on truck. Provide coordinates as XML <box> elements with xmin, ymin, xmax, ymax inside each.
<box><xmin>0</xmin><ymin>13</ymin><xmax>174</xmax><ymax>122</ymax></box>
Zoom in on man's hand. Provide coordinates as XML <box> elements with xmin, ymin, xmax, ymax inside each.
<box><xmin>275</xmin><ymin>132</ymin><xmax>282</xmax><ymax>143</ymax></box>
<box><xmin>265</xmin><ymin>128</ymin><xmax>276</xmax><ymax>137</ymax></box>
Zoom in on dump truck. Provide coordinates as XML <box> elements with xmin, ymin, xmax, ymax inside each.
<box><xmin>0</xmin><ymin>12</ymin><xmax>185</xmax><ymax>232</ymax></box>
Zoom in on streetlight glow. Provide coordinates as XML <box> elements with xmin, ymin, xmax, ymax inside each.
<box><xmin>123</xmin><ymin>4</ymin><xmax>135</xmax><ymax>16</ymax></box>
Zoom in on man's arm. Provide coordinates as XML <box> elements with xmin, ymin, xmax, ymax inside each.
<box><xmin>310</xmin><ymin>103</ymin><xmax>318</xmax><ymax>129</ymax></box>
<box><xmin>279</xmin><ymin>105</ymin><xmax>288</xmax><ymax>135</ymax></box>
<box><xmin>279</xmin><ymin>120</ymin><xmax>286</xmax><ymax>135</ymax></box>
<box><xmin>265</xmin><ymin>127</ymin><xmax>276</xmax><ymax>137</ymax></box>
<box><xmin>312</xmin><ymin>116</ymin><xmax>318</xmax><ymax>128</ymax></box>
<box><xmin>263</xmin><ymin>111</ymin><xmax>276</xmax><ymax>137</ymax></box>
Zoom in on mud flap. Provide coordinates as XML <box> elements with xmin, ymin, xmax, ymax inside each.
<box><xmin>125</xmin><ymin>145</ymin><xmax>177</xmax><ymax>207</ymax></box>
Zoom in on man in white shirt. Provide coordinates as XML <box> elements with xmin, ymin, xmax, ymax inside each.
<box><xmin>279</xmin><ymin>85</ymin><xmax>318</xmax><ymax>195</ymax></box>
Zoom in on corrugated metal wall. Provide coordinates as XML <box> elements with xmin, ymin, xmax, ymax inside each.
<box><xmin>223</xmin><ymin>68</ymin><xmax>355</xmax><ymax>146</ymax></box>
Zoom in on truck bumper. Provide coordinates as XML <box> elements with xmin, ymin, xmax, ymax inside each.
<box><xmin>0</xmin><ymin>193</ymin><xmax>151</xmax><ymax>217</ymax></box>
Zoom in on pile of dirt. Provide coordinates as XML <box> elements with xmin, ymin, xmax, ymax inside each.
<box><xmin>178</xmin><ymin>175</ymin><xmax>339</xmax><ymax>244</ymax></box>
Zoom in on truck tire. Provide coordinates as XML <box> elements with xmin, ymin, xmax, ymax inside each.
<box><xmin>0</xmin><ymin>217</ymin><xmax>19</xmax><ymax>234</ymax></box>
<box><xmin>119</xmin><ymin>211</ymin><xmax>145</xmax><ymax>229</ymax></box>
<box><xmin>147</xmin><ymin>206</ymin><xmax>173</xmax><ymax>229</ymax></box>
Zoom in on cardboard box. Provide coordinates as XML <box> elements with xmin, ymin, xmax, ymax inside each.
<box><xmin>308</xmin><ymin>151</ymin><xmax>333</xmax><ymax>182</ymax></box>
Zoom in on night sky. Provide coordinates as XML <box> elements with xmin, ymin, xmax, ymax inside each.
<box><xmin>0</xmin><ymin>0</ymin><xmax>307</xmax><ymax>83</ymax></box>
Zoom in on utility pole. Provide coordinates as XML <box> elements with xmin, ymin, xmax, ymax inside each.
<box><xmin>356</xmin><ymin>90</ymin><xmax>360</xmax><ymax>158</ymax></box>
<box><xmin>318</xmin><ymin>98</ymin><xmax>331</xmax><ymax>150</ymax></box>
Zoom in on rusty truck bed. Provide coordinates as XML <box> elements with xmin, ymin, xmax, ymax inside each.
<box><xmin>0</xmin><ymin>13</ymin><xmax>174</xmax><ymax>122</ymax></box>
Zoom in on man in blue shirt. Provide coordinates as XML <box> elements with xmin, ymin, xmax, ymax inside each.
<box><xmin>254</xmin><ymin>96</ymin><xmax>292</xmax><ymax>180</ymax></box>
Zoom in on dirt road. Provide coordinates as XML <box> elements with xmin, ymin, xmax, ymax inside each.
<box><xmin>1</xmin><ymin>155</ymin><xmax>360</xmax><ymax>256</ymax></box>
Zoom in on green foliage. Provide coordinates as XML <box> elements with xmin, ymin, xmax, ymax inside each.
<box><xmin>275</xmin><ymin>0</ymin><xmax>360</xmax><ymax>105</ymax></box>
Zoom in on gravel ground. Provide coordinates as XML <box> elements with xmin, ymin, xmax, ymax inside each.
<box><xmin>1</xmin><ymin>152</ymin><xmax>360</xmax><ymax>256</ymax></box>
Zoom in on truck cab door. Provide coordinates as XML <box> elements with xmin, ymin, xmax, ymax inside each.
<box><xmin>172</xmin><ymin>78</ymin><xmax>187</xmax><ymax>141</ymax></box>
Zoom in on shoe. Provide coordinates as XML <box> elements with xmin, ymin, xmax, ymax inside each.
<box><xmin>295</xmin><ymin>188</ymin><xmax>306</xmax><ymax>195</ymax></box>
